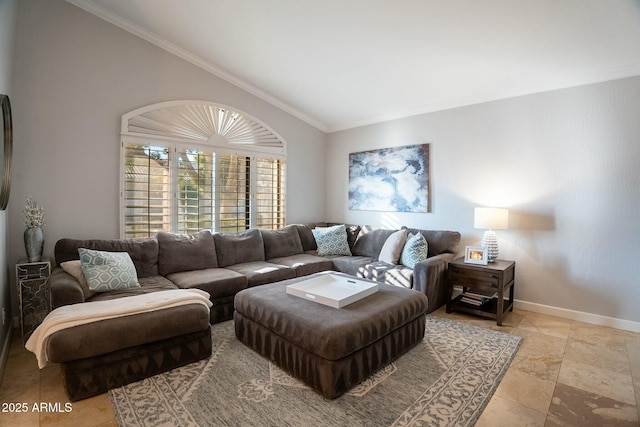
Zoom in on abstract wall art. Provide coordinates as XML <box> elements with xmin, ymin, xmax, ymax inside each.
<box><xmin>348</xmin><ymin>144</ymin><xmax>431</xmax><ymax>212</ymax></box>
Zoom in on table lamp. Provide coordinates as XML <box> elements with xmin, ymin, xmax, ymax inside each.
<box><xmin>474</xmin><ymin>207</ymin><xmax>509</xmax><ymax>262</ymax></box>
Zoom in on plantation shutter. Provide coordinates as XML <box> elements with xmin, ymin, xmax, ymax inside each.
<box><xmin>256</xmin><ymin>158</ymin><xmax>285</xmax><ymax>230</ymax></box>
<box><xmin>217</xmin><ymin>153</ymin><xmax>250</xmax><ymax>233</ymax></box>
<box><xmin>177</xmin><ymin>149</ymin><xmax>215</xmax><ymax>234</ymax></box>
<box><xmin>123</xmin><ymin>143</ymin><xmax>171</xmax><ymax>238</ymax></box>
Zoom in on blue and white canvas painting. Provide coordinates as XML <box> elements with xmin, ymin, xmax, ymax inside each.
<box><xmin>348</xmin><ymin>144</ymin><xmax>430</xmax><ymax>212</ymax></box>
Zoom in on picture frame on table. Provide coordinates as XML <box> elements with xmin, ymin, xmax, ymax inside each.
<box><xmin>464</xmin><ymin>246</ymin><xmax>488</xmax><ymax>265</ymax></box>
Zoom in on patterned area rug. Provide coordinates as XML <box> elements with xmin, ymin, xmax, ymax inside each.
<box><xmin>110</xmin><ymin>316</ymin><xmax>521</xmax><ymax>426</ymax></box>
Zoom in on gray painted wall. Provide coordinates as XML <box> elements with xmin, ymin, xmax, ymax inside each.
<box><xmin>9</xmin><ymin>0</ymin><xmax>325</xmax><ymax>315</ymax></box>
<box><xmin>0</xmin><ymin>0</ymin><xmax>18</xmax><ymax>381</ymax></box>
<box><xmin>327</xmin><ymin>76</ymin><xmax>640</xmax><ymax>324</ymax></box>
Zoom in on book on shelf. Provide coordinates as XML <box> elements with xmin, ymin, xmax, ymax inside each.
<box><xmin>460</xmin><ymin>296</ymin><xmax>489</xmax><ymax>306</ymax></box>
<box><xmin>459</xmin><ymin>288</ymin><xmax>498</xmax><ymax>306</ymax></box>
<box><xmin>462</xmin><ymin>288</ymin><xmax>497</xmax><ymax>300</ymax></box>
<box><xmin>460</xmin><ymin>296</ymin><xmax>486</xmax><ymax>307</ymax></box>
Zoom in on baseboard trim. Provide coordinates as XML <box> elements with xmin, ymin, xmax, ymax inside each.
<box><xmin>514</xmin><ymin>300</ymin><xmax>640</xmax><ymax>333</ymax></box>
<box><xmin>0</xmin><ymin>322</ymin><xmax>14</xmax><ymax>385</ymax></box>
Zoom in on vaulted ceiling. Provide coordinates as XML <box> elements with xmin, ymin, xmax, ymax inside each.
<box><xmin>68</xmin><ymin>0</ymin><xmax>640</xmax><ymax>132</ymax></box>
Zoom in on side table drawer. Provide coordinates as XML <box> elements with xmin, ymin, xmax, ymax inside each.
<box><xmin>450</xmin><ymin>266</ymin><xmax>499</xmax><ymax>287</ymax></box>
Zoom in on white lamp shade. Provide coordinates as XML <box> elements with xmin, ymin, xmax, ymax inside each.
<box><xmin>474</xmin><ymin>207</ymin><xmax>509</xmax><ymax>230</ymax></box>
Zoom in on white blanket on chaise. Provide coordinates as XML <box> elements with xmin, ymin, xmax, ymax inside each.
<box><xmin>25</xmin><ymin>289</ymin><xmax>212</xmax><ymax>368</ymax></box>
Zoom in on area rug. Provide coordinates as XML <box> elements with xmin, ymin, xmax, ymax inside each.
<box><xmin>109</xmin><ymin>316</ymin><xmax>521</xmax><ymax>426</ymax></box>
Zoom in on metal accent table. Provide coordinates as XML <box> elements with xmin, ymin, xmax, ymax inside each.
<box><xmin>16</xmin><ymin>259</ymin><xmax>52</xmax><ymax>342</ymax></box>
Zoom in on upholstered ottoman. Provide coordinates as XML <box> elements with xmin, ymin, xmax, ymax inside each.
<box><xmin>234</xmin><ymin>272</ymin><xmax>428</xmax><ymax>399</ymax></box>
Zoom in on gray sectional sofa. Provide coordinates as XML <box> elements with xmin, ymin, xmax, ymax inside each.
<box><xmin>46</xmin><ymin>223</ymin><xmax>459</xmax><ymax>400</ymax></box>
<box><xmin>51</xmin><ymin>223</ymin><xmax>461</xmax><ymax>320</ymax></box>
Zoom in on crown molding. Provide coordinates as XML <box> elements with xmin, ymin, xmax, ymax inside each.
<box><xmin>65</xmin><ymin>0</ymin><xmax>329</xmax><ymax>132</ymax></box>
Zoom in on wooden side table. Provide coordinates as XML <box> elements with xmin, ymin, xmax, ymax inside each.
<box><xmin>16</xmin><ymin>259</ymin><xmax>52</xmax><ymax>342</ymax></box>
<box><xmin>446</xmin><ymin>257</ymin><xmax>515</xmax><ymax>326</ymax></box>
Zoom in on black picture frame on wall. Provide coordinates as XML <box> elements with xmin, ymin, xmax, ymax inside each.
<box><xmin>0</xmin><ymin>94</ymin><xmax>12</xmax><ymax>210</ymax></box>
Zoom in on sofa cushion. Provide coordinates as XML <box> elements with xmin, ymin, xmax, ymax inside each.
<box><xmin>403</xmin><ymin>228</ymin><xmax>461</xmax><ymax>257</ymax></box>
<box><xmin>312</xmin><ymin>224</ymin><xmax>352</xmax><ymax>256</ymax></box>
<box><xmin>378</xmin><ymin>229</ymin><xmax>408</xmax><ymax>264</ymax></box>
<box><xmin>261</xmin><ymin>225</ymin><xmax>304</xmax><ymax>259</ymax></box>
<box><xmin>55</xmin><ymin>238</ymin><xmax>160</xmax><ymax>278</ymax></box>
<box><xmin>167</xmin><ymin>268</ymin><xmax>248</xmax><ymax>299</ymax></box>
<box><xmin>267</xmin><ymin>254</ymin><xmax>335</xmax><ymax>277</ymax></box>
<box><xmin>157</xmin><ymin>231</ymin><xmax>217</xmax><ymax>276</ymax></box>
<box><xmin>213</xmin><ymin>229</ymin><xmax>265</xmax><ymax>268</ymax></box>
<box><xmin>330</xmin><ymin>255</ymin><xmax>373</xmax><ymax>277</ymax></box>
<box><xmin>79</xmin><ymin>249</ymin><xmax>140</xmax><ymax>292</ymax></box>
<box><xmin>87</xmin><ymin>275</ymin><xmax>178</xmax><ymax>302</ymax></box>
<box><xmin>351</xmin><ymin>226</ymin><xmax>396</xmax><ymax>259</ymax></box>
<box><xmin>295</xmin><ymin>224</ymin><xmax>318</xmax><ymax>252</ymax></box>
<box><xmin>225</xmin><ymin>261</ymin><xmax>295</xmax><ymax>287</ymax></box>
<box><xmin>360</xmin><ymin>261</ymin><xmax>414</xmax><ymax>289</ymax></box>
<box><xmin>50</xmin><ymin>268</ymin><xmax>87</xmax><ymax>308</ymax></box>
<box><xmin>386</xmin><ymin>266</ymin><xmax>414</xmax><ymax>288</ymax></box>
<box><xmin>401</xmin><ymin>233</ymin><xmax>429</xmax><ymax>268</ymax></box>
<box><xmin>345</xmin><ymin>225</ymin><xmax>362</xmax><ymax>250</ymax></box>
<box><xmin>60</xmin><ymin>260</ymin><xmax>96</xmax><ymax>300</ymax></box>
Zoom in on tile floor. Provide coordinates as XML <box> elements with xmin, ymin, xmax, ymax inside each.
<box><xmin>1</xmin><ymin>308</ymin><xmax>638</xmax><ymax>426</ymax></box>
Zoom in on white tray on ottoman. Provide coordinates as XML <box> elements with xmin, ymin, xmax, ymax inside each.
<box><xmin>285</xmin><ymin>273</ymin><xmax>378</xmax><ymax>308</ymax></box>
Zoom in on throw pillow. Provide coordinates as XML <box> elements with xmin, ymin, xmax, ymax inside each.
<box><xmin>378</xmin><ymin>229</ymin><xmax>408</xmax><ymax>264</ymax></box>
<box><xmin>400</xmin><ymin>233</ymin><xmax>429</xmax><ymax>268</ymax></box>
<box><xmin>79</xmin><ymin>248</ymin><xmax>140</xmax><ymax>292</ymax></box>
<box><xmin>312</xmin><ymin>224</ymin><xmax>352</xmax><ymax>256</ymax></box>
<box><xmin>60</xmin><ymin>260</ymin><xmax>96</xmax><ymax>300</ymax></box>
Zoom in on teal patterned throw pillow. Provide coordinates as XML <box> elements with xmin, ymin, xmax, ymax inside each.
<box><xmin>312</xmin><ymin>224</ymin><xmax>352</xmax><ymax>256</ymax></box>
<box><xmin>400</xmin><ymin>233</ymin><xmax>429</xmax><ymax>268</ymax></box>
<box><xmin>79</xmin><ymin>248</ymin><xmax>140</xmax><ymax>292</ymax></box>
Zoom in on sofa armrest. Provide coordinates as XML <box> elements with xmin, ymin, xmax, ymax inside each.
<box><xmin>412</xmin><ymin>253</ymin><xmax>457</xmax><ymax>313</ymax></box>
<box><xmin>50</xmin><ymin>268</ymin><xmax>85</xmax><ymax>309</ymax></box>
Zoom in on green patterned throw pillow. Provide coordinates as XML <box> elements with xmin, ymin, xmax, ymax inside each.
<box><xmin>79</xmin><ymin>248</ymin><xmax>140</xmax><ymax>292</ymax></box>
<box><xmin>312</xmin><ymin>224</ymin><xmax>352</xmax><ymax>256</ymax></box>
<box><xmin>400</xmin><ymin>232</ymin><xmax>429</xmax><ymax>268</ymax></box>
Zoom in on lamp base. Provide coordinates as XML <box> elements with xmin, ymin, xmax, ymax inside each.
<box><xmin>481</xmin><ymin>230</ymin><xmax>499</xmax><ymax>262</ymax></box>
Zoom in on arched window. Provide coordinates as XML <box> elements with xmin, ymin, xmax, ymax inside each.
<box><xmin>120</xmin><ymin>101</ymin><xmax>286</xmax><ymax>238</ymax></box>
